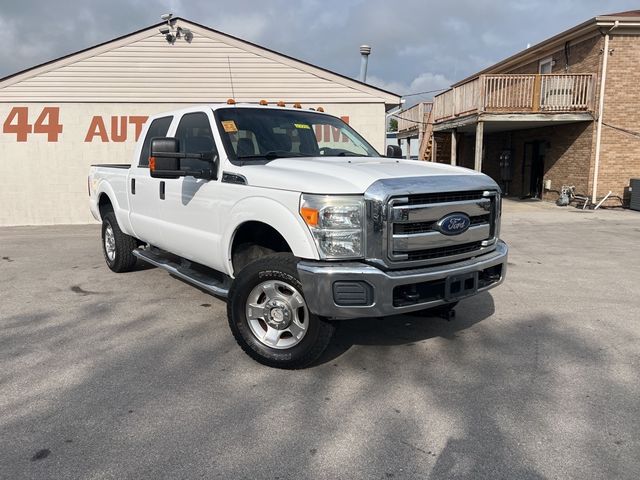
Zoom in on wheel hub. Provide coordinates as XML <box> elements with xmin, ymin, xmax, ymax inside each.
<box><xmin>265</xmin><ymin>299</ymin><xmax>292</xmax><ymax>330</ymax></box>
<box><xmin>104</xmin><ymin>225</ymin><xmax>116</xmax><ymax>261</ymax></box>
<box><xmin>245</xmin><ymin>279</ymin><xmax>309</xmax><ymax>349</ymax></box>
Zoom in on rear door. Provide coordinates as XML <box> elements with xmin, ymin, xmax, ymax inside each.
<box><xmin>128</xmin><ymin>115</ymin><xmax>174</xmax><ymax>245</ymax></box>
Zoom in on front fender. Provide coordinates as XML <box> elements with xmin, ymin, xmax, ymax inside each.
<box><xmin>223</xmin><ymin>195</ymin><xmax>319</xmax><ymax>276</ymax></box>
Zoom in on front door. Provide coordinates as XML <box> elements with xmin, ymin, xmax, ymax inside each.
<box><xmin>157</xmin><ymin>110</ymin><xmax>226</xmax><ymax>270</ymax></box>
<box><xmin>522</xmin><ymin>141</ymin><xmax>545</xmax><ymax>198</ymax></box>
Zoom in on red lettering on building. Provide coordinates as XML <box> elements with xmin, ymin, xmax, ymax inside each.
<box><xmin>2</xmin><ymin>106</ymin><xmax>63</xmax><ymax>142</ymax></box>
<box><xmin>129</xmin><ymin>116</ymin><xmax>148</xmax><ymax>141</ymax></box>
<box><xmin>3</xmin><ymin>107</ymin><xmax>33</xmax><ymax>142</ymax></box>
<box><xmin>33</xmin><ymin>108</ymin><xmax>63</xmax><ymax>142</ymax></box>
<box><xmin>84</xmin><ymin>116</ymin><xmax>109</xmax><ymax>142</ymax></box>
<box><xmin>110</xmin><ymin>116</ymin><xmax>128</xmax><ymax>142</ymax></box>
<box><xmin>84</xmin><ymin>115</ymin><xmax>150</xmax><ymax>142</ymax></box>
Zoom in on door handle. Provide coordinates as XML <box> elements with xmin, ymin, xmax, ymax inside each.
<box><xmin>159</xmin><ymin>181</ymin><xmax>165</xmax><ymax>200</ymax></box>
<box><xmin>131</xmin><ymin>178</ymin><xmax>136</xmax><ymax>195</ymax></box>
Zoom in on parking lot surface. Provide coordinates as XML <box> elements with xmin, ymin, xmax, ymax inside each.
<box><xmin>1</xmin><ymin>200</ymin><xmax>639</xmax><ymax>479</ymax></box>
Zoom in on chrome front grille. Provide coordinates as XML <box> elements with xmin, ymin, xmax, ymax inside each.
<box><xmin>387</xmin><ymin>190</ymin><xmax>499</xmax><ymax>266</ymax></box>
<box><xmin>393</xmin><ymin>214</ymin><xmax>491</xmax><ymax>235</ymax></box>
<box><xmin>404</xmin><ymin>190</ymin><xmax>486</xmax><ymax>205</ymax></box>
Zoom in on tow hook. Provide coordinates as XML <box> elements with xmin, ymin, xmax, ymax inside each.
<box><xmin>439</xmin><ymin>308</ymin><xmax>456</xmax><ymax>321</ymax></box>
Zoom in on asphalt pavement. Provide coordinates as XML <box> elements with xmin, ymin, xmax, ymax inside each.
<box><xmin>1</xmin><ymin>200</ymin><xmax>639</xmax><ymax>479</ymax></box>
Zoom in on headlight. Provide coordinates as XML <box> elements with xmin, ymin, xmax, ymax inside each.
<box><xmin>300</xmin><ymin>194</ymin><xmax>364</xmax><ymax>259</ymax></box>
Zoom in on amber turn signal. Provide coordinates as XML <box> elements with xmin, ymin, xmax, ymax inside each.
<box><xmin>300</xmin><ymin>207</ymin><xmax>319</xmax><ymax>226</ymax></box>
<box><xmin>149</xmin><ymin>157</ymin><xmax>156</xmax><ymax>171</ymax></box>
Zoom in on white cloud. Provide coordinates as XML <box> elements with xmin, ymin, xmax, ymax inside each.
<box><xmin>1</xmin><ymin>0</ymin><xmax>637</xmax><ymax>89</ymax></box>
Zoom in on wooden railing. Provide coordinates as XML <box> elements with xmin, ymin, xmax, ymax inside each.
<box><xmin>433</xmin><ymin>73</ymin><xmax>595</xmax><ymax>122</ymax></box>
<box><xmin>396</xmin><ymin>102</ymin><xmax>433</xmax><ymax>135</ymax></box>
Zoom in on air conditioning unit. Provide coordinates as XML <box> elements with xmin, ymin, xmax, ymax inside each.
<box><xmin>631</xmin><ymin>179</ymin><xmax>640</xmax><ymax>211</ymax></box>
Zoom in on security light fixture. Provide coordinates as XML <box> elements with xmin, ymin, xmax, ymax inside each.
<box><xmin>158</xmin><ymin>13</ymin><xmax>192</xmax><ymax>45</ymax></box>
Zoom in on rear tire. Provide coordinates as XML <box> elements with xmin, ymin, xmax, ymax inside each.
<box><xmin>227</xmin><ymin>253</ymin><xmax>335</xmax><ymax>369</ymax></box>
<box><xmin>101</xmin><ymin>210</ymin><xmax>138</xmax><ymax>273</ymax></box>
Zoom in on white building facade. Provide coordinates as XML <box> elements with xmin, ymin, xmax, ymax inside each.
<box><xmin>0</xmin><ymin>18</ymin><xmax>400</xmax><ymax>225</ymax></box>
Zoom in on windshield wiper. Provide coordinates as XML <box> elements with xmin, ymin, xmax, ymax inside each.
<box><xmin>236</xmin><ymin>151</ymin><xmax>311</xmax><ymax>161</ymax></box>
<box><xmin>336</xmin><ymin>152</ymin><xmax>368</xmax><ymax>157</ymax></box>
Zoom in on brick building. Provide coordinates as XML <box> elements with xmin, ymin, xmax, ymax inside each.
<box><xmin>397</xmin><ymin>11</ymin><xmax>640</xmax><ymax>206</ymax></box>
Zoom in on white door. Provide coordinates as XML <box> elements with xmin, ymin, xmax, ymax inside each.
<box><xmin>128</xmin><ymin>115</ymin><xmax>174</xmax><ymax>247</ymax></box>
<box><xmin>156</xmin><ymin>110</ymin><xmax>227</xmax><ymax>270</ymax></box>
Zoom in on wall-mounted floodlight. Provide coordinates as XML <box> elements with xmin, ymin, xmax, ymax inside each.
<box><xmin>158</xmin><ymin>13</ymin><xmax>192</xmax><ymax>45</ymax></box>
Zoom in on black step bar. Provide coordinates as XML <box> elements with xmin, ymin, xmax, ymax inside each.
<box><xmin>133</xmin><ymin>248</ymin><xmax>230</xmax><ymax>298</ymax></box>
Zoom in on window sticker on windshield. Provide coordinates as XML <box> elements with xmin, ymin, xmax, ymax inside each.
<box><xmin>221</xmin><ymin>120</ymin><xmax>238</xmax><ymax>133</ymax></box>
<box><xmin>294</xmin><ymin>123</ymin><xmax>311</xmax><ymax>130</ymax></box>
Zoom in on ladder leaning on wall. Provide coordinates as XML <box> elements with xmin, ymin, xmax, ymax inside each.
<box><xmin>418</xmin><ymin>107</ymin><xmax>434</xmax><ymax>161</ymax></box>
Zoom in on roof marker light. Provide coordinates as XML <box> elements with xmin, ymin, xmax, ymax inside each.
<box><xmin>227</xmin><ymin>98</ymin><xmax>236</xmax><ymax>105</ymax></box>
<box><xmin>317</xmin><ymin>107</ymin><xmax>324</xmax><ymax>112</ymax></box>
<box><xmin>293</xmin><ymin>103</ymin><xmax>302</xmax><ymax>109</ymax></box>
<box><xmin>259</xmin><ymin>99</ymin><xmax>269</xmax><ymax>105</ymax></box>
<box><xmin>277</xmin><ymin>100</ymin><xmax>286</xmax><ymax>107</ymax></box>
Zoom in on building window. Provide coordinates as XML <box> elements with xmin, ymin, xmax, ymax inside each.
<box><xmin>539</xmin><ymin>57</ymin><xmax>553</xmax><ymax>74</ymax></box>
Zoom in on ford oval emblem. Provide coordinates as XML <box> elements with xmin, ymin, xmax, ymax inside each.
<box><xmin>437</xmin><ymin>213</ymin><xmax>471</xmax><ymax>236</ymax></box>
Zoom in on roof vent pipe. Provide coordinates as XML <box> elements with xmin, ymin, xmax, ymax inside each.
<box><xmin>359</xmin><ymin>45</ymin><xmax>371</xmax><ymax>83</ymax></box>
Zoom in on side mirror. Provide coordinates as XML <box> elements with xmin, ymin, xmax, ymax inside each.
<box><xmin>150</xmin><ymin>137</ymin><xmax>182</xmax><ymax>179</ymax></box>
<box><xmin>386</xmin><ymin>145</ymin><xmax>402</xmax><ymax>158</ymax></box>
<box><xmin>149</xmin><ymin>137</ymin><xmax>218</xmax><ymax>180</ymax></box>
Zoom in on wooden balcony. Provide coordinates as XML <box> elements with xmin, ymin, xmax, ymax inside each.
<box><xmin>433</xmin><ymin>74</ymin><xmax>596</xmax><ymax>123</ymax></box>
<box><xmin>396</xmin><ymin>101</ymin><xmax>432</xmax><ymax>138</ymax></box>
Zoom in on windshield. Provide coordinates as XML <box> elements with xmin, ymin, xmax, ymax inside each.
<box><xmin>214</xmin><ymin>107</ymin><xmax>379</xmax><ymax>163</ymax></box>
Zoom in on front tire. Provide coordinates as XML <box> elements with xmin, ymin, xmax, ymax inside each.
<box><xmin>101</xmin><ymin>210</ymin><xmax>138</xmax><ymax>273</ymax></box>
<box><xmin>227</xmin><ymin>253</ymin><xmax>335</xmax><ymax>369</ymax></box>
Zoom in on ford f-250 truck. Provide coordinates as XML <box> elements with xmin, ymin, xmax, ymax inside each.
<box><xmin>89</xmin><ymin>104</ymin><xmax>507</xmax><ymax>368</ymax></box>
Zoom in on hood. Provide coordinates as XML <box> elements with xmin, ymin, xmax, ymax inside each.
<box><xmin>237</xmin><ymin>157</ymin><xmax>487</xmax><ymax>194</ymax></box>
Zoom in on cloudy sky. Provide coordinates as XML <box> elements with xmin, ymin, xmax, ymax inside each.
<box><xmin>1</xmin><ymin>0</ymin><xmax>637</xmax><ymax>100</ymax></box>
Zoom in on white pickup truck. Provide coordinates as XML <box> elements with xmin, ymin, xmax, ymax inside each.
<box><xmin>89</xmin><ymin>104</ymin><xmax>507</xmax><ymax>368</ymax></box>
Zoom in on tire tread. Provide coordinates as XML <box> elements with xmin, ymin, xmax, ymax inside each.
<box><xmin>227</xmin><ymin>253</ymin><xmax>334</xmax><ymax>369</ymax></box>
<box><xmin>102</xmin><ymin>211</ymin><xmax>138</xmax><ymax>273</ymax></box>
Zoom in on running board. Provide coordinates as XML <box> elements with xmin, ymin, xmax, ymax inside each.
<box><xmin>133</xmin><ymin>248</ymin><xmax>230</xmax><ymax>298</ymax></box>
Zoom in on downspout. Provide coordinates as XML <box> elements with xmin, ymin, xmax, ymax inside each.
<box><xmin>592</xmin><ymin>20</ymin><xmax>619</xmax><ymax>203</ymax></box>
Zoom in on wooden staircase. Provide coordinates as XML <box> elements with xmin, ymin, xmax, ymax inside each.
<box><xmin>418</xmin><ymin>108</ymin><xmax>434</xmax><ymax>161</ymax></box>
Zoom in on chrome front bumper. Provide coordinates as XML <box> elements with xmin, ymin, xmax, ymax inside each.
<box><xmin>297</xmin><ymin>240</ymin><xmax>508</xmax><ymax>319</ymax></box>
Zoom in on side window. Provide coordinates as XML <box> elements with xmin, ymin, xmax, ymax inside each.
<box><xmin>139</xmin><ymin>116</ymin><xmax>172</xmax><ymax>167</ymax></box>
<box><xmin>175</xmin><ymin>112</ymin><xmax>218</xmax><ymax>171</ymax></box>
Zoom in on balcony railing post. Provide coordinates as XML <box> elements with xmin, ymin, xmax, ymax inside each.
<box><xmin>479</xmin><ymin>75</ymin><xmax>486</xmax><ymax>112</ymax></box>
<box><xmin>532</xmin><ymin>74</ymin><xmax>542</xmax><ymax>112</ymax></box>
